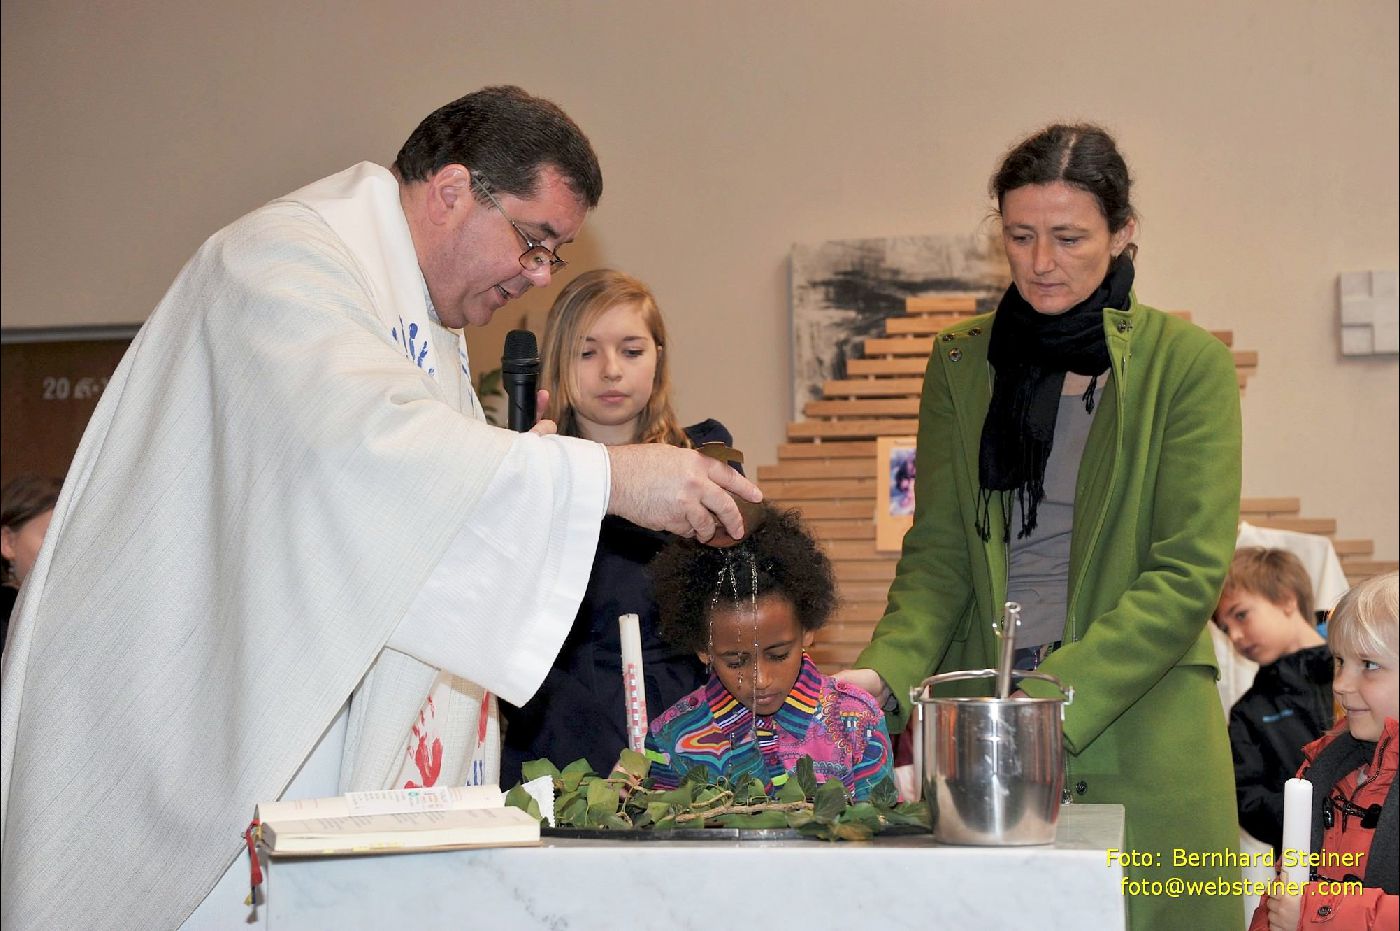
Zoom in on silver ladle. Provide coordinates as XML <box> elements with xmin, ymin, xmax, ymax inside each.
<box><xmin>993</xmin><ymin>601</ymin><xmax>1022</xmax><ymax>699</ymax></box>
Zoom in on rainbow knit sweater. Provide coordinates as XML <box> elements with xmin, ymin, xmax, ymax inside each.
<box><xmin>645</xmin><ymin>655</ymin><xmax>894</xmax><ymax>800</ymax></box>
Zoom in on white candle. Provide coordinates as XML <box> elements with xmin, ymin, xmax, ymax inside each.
<box><xmin>1282</xmin><ymin>778</ymin><xmax>1313</xmax><ymax>886</ymax></box>
<box><xmin>619</xmin><ymin>613</ymin><xmax>648</xmax><ymax>754</ymax></box>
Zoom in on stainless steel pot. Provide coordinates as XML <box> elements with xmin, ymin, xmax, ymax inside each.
<box><xmin>910</xmin><ymin>669</ymin><xmax>1073</xmax><ymax>846</ymax></box>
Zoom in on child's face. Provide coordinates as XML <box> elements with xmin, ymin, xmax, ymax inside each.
<box><xmin>1332</xmin><ymin>644</ymin><xmax>1398</xmax><ymax>742</ymax></box>
<box><xmin>700</xmin><ymin>592</ymin><xmax>815</xmax><ymax>717</ymax></box>
<box><xmin>570</xmin><ymin>301</ymin><xmax>658</xmax><ymax>445</ymax></box>
<box><xmin>1213</xmin><ymin>587</ymin><xmax>1309</xmax><ymax>666</ymax></box>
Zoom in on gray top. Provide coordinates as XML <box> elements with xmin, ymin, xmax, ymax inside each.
<box><xmin>1006</xmin><ymin>380</ymin><xmax>1103</xmax><ymax>649</ymax></box>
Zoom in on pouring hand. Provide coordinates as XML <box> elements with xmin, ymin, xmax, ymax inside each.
<box><xmin>606</xmin><ymin>444</ymin><xmax>762</xmax><ymax>542</ymax></box>
<box><xmin>834</xmin><ymin>668</ymin><xmax>889</xmax><ymax>705</ymax></box>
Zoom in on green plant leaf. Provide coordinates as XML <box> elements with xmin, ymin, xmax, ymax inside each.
<box><xmin>521</xmin><ymin>759</ymin><xmax>561</xmax><ymax>782</ymax></box>
<box><xmin>612</xmin><ymin>748</ymin><xmax>651</xmax><ymax>781</ymax></box>
<box><xmin>503</xmin><ymin>785</ymin><xmax>542</xmax><ymax>821</ymax></box>
<box><xmin>774</xmin><ymin>777</ymin><xmax>807</xmax><ymax>803</ymax></box>
<box><xmin>504</xmin><ymin>753</ymin><xmax>929</xmax><ymax>841</ymax></box>
<box><xmin>882</xmin><ymin>802</ymin><xmax>933</xmax><ymax>828</ymax></box>
<box><xmin>785</xmin><ymin>809</ymin><xmax>815</xmax><ymax>828</ymax></box>
<box><xmin>833</xmin><ymin>821</ymin><xmax>874</xmax><ymax>842</ymax></box>
<box><xmin>843</xmin><ymin>802</ymin><xmax>881</xmax><ymax>829</ymax></box>
<box><xmin>561</xmin><ymin>758</ymin><xmax>593</xmax><ymax>792</ymax></box>
<box><xmin>586</xmin><ymin>778</ymin><xmax>620</xmax><ymax>814</ymax></box>
<box><xmin>868</xmin><ymin>776</ymin><xmax>899</xmax><ymax>809</ymax></box>
<box><xmin>715</xmin><ymin>810</ymin><xmax>789</xmax><ymax>829</ymax></box>
<box><xmin>793</xmin><ymin>756</ymin><xmax>819</xmax><ymax>798</ymax></box>
<box><xmin>812</xmin><ymin>778</ymin><xmax>848</xmax><ymax>823</ymax></box>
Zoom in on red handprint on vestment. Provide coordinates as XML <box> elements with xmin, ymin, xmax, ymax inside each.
<box><xmin>402</xmin><ymin>697</ymin><xmax>441</xmax><ymax>788</ymax></box>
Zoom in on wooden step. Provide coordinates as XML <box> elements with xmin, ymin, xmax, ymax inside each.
<box><xmin>809</xmin><ymin>520</ymin><xmax>876</xmax><ymax>542</ymax></box>
<box><xmin>762</xmin><ymin>478</ymin><xmax>875</xmax><ymax>500</ymax></box>
<box><xmin>863</xmin><ymin>338</ymin><xmax>935</xmax><ymax>356</ymax></box>
<box><xmin>787</xmin><ymin>418</ymin><xmax>919</xmax><ymax>440</ymax></box>
<box><xmin>820</xmin><ymin>377</ymin><xmax>924</xmax><ymax>397</ymax></box>
<box><xmin>810</xmin><ymin>644</ymin><xmax>863</xmax><ymax>669</ymax></box>
<box><xmin>785</xmin><ymin>501</ymin><xmax>874</xmax><ymax>520</ymax></box>
<box><xmin>804</xmin><ymin>398</ymin><xmax>921</xmax><ymax>418</ymax></box>
<box><xmin>1247</xmin><ymin>517</ymin><xmax>1338</xmax><ymax>535</ymax></box>
<box><xmin>1241</xmin><ymin>498</ymin><xmax>1302</xmax><ymax>516</ymax></box>
<box><xmin>814</xmin><ymin>622</ymin><xmax>880</xmax><ymax>647</ymax></box>
<box><xmin>778</xmin><ymin>442</ymin><xmax>876</xmax><ymax>458</ymax></box>
<box><xmin>1340</xmin><ymin>559</ymin><xmax>1398</xmax><ymax>578</ymax></box>
<box><xmin>832</xmin><ymin>561</ymin><xmax>898</xmax><ymax>582</ymax></box>
<box><xmin>832</xmin><ymin>602</ymin><xmax>886</xmax><ymax>624</ymax></box>
<box><xmin>757</xmin><ymin>459</ymin><xmax>875</xmax><ymax>481</ymax></box>
<box><xmin>886</xmin><ymin>315</ymin><xmax>968</xmax><ymax>337</ymax></box>
<box><xmin>832</xmin><ymin>581</ymin><xmax>899</xmax><ymax>603</ymax></box>
<box><xmin>846</xmin><ymin>358</ymin><xmax>929</xmax><ymax>376</ymax></box>
<box><xmin>1211</xmin><ymin>330</ymin><xmax>1234</xmax><ymax>347</ymax></box>
<box><xmin>823</xmin><ymin>540</ymin><xmax>888</xmax><ymax>561</ymax></box>
<box><xmin>905</xmin><ymin>295</ymin><xmax>980</xmax><ymax>313</ymax></box>
<box><xmin>1332</xmin><ymin>539</ymin><xmax>1374</xmax><ymax>557</ymax></box>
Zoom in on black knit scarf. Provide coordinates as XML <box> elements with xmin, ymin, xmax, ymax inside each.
<box><xmin>975</xmin><ymin>254</ymin><xmax>1134</xmax><ymax>542</ymax></box>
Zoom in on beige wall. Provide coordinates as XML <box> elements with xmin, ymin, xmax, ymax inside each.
<box><xmin>4</xmin><ymin>1</ymin><xmax>1396</xmax><ymax>559</ymax></box>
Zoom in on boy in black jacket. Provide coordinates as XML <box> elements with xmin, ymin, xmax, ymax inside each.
<box><xmin>1214</xmin><ymin>547</ymin><xmax>1333</xmax><ymax>853</ymax></box>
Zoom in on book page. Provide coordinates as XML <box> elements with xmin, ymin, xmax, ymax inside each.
<box><xmin>263</xmin><ymin>806</ymin><xmax>540</xmax><ymax>855</ymax></box>
<box><xmin>257</xmin><ymin>784</ymin><xmax>503</xmax><ymax>824</ymax></box>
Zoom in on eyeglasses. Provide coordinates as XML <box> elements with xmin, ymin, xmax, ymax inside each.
<box><xmin>471</xmin><ymin>174</ymin><xmax>566</xmax><ymax>272</ymax></box>
<box><xmin>1322</xmin><ymin>791</ymin><xmax>1382</xmax><ymax>830</ymax></box>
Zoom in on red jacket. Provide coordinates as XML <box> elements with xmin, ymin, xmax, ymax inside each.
<box><xmin>1249</xmin><ymin>717</ymin><xmax>1397</xmax><ymax>930</ymax></box>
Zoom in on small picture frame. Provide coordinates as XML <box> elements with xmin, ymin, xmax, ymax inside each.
<box><xmin>875</xmin><ymin>435</ymin><xmax>917</xmax><ymax>552</ymax></box>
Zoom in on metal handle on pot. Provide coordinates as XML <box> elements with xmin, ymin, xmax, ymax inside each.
<box><xmin>909</xmin><ymin>669</ymin><xmax>1074</xmax><ymax>706</ymax></box>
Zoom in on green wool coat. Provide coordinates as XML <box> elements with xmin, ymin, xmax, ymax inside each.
<box><xmin>857</xmin><ymin>297</ymin><xmax>1244</xmax><ymax>931</ymax></box>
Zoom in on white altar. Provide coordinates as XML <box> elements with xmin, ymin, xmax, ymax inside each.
<box><xmin>264</xmin><ymin>803</ymin><xmax>1126</xmax><ymax>930</ymax></box>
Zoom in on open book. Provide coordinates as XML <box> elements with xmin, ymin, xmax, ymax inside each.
<box><xmin>256</xmin><ymin>785</ymin><xmax>540</xmax><ymax>856</ymax></box>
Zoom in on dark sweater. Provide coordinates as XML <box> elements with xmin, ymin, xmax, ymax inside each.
<box><xmin>499</xmin><ymin>420</ymin><xmax>732</xmax><ymax>787</ymax></box>
<box><xmin>1228</xmin><ymin>643</ymin><xmax>1334</xmax><ymax>851</ymax></box>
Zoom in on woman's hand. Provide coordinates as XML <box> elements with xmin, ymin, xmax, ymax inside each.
<box><xmin>835</xmin><ymin>668</ymin><xmax>889</xmax><ymax>705</ymax></box>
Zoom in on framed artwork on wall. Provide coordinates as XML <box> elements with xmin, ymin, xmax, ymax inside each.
<box><xmin>876</xmin><ymin>435</ymin><xmax>918</xmax><ymax>552</ymax></box>
<box><xmin>789</xmin><ymin>232</ymin><xmax>1005</xmax><ymax>419</ymax></box>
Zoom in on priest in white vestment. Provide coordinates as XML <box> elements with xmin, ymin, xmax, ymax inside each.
<box><xmin>0</xmin><ymin>86</ymin><xmax>759</xmax><ymax>931</ymax></box>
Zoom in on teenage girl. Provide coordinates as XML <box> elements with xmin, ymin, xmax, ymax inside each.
<box><xmin>499</xmin><ymin>268</ymin><xmax>736</xmax><ymax>786</ymax></box>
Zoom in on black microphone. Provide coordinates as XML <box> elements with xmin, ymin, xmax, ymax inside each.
<box><xmin>502</xmin><ymin>329</ymin><xmax>540</xmax><ymax>432</ymax></box>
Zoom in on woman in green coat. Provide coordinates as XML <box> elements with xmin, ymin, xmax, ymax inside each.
<box><xmin>842</xmin><ymin>124</ymin><xmax>1243</xmax><ymax>931</ymax></box>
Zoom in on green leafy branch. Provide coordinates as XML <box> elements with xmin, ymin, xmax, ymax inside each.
<box><xmin>504</xmin><ymin>749</ymin><xmax>930</xmax><ymax>842</ymax></box>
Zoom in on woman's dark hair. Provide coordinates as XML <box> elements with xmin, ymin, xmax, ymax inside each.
<box><xmin>393</xmin><ymin>85</ymin><xmax>603</xmax><ymax>208</ymax></box>
<box><xmin>991</xmin><ymin>123</ymin><xmax>1135</xmax><ymax>233</ymax></box>
<box><xmin>652</xmin><ymin>505</ymin><xmax>837</xmax><ymax>654</ymax></box>
<box><xmin>1</xmin><ymin>474</ymin><xmax>62</xmax><ymax>581</ymax></box>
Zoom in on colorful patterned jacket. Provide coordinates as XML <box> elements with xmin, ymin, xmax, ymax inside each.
<box><xmin>645</xmin><ymin>655</ymin><xmax>894</xmax><ymax>800</ymax></box>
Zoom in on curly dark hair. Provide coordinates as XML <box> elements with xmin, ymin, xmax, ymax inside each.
<box><xmin>651</xmin><ymin>505</ymin><xmax>836</xmax><ymax>654</ymax></box>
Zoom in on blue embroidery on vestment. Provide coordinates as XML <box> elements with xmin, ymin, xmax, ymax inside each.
<box><xmin>390</xmin><ymin>316</ymin><xmax>434</xmax><ymax>376</ymax></box>
<box><xmin>1261</xmin><ymin>708</ymin><xmax>1296</xmax><ymax>724</ymax></box>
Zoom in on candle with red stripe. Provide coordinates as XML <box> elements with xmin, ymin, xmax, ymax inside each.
<box><xmin>619</xmin><ymin>613</ymin><xmax>649</xmax><ymax>753</ymax></box>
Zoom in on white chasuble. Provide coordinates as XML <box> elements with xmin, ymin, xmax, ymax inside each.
<box><xmin>0</xmin><ymin>163</ymin><xmax>606</xmax><ymax>931</ymax></box>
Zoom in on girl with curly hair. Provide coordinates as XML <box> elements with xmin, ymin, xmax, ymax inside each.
<box><xmin>645</xmin><ymin>505</ymin><xmax>893</xmax><ymax>800</ymax></box>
